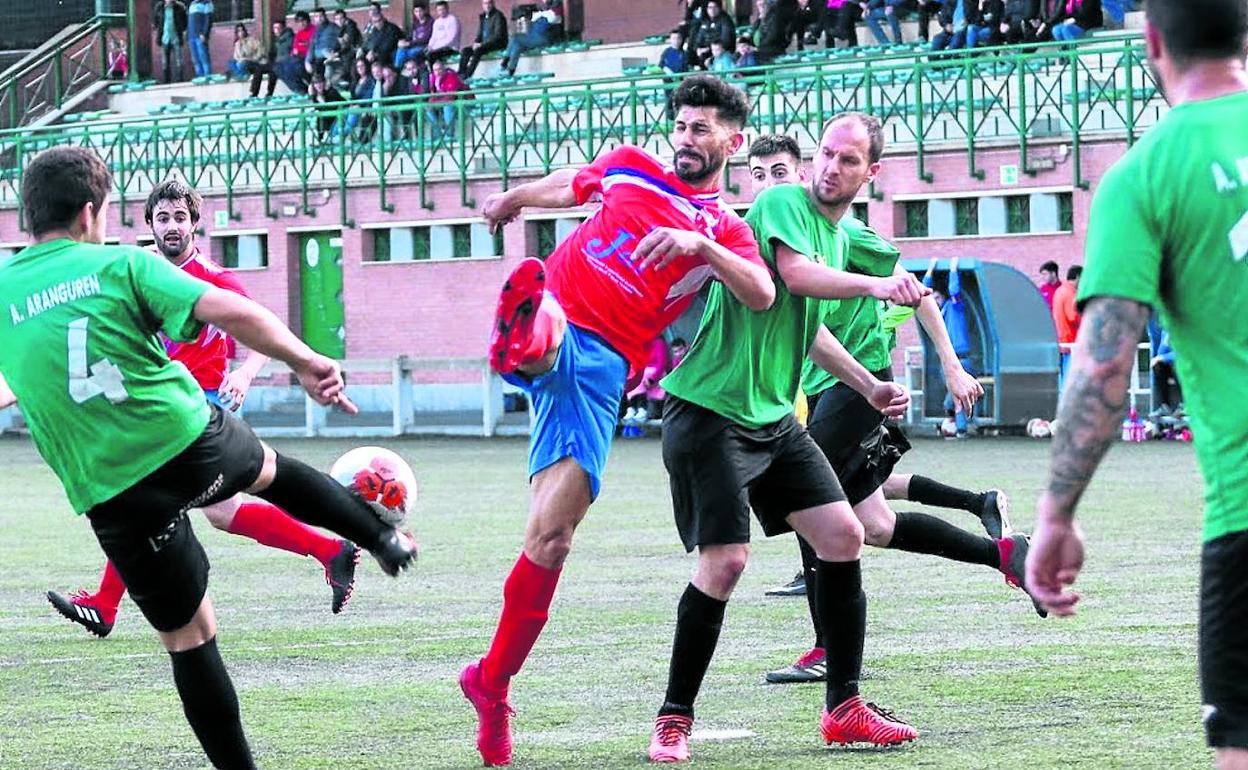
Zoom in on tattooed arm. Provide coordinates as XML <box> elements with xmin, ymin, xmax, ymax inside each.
<box><xmin>1025</xmin><ymin>296</ymin><xmax>1152</xmax><ymax>616</ymax></box>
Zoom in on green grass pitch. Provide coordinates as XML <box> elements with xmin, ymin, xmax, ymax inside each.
<box><xmin>0</xmin><ymin>434</ymin><xmax>1210</xmax><ymax>769</ymax></box>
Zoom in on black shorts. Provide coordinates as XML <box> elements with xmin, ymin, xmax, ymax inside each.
<box><xmin>662</xmin><ymin>396</ymin><xmax>846</xmax><ymax>553</ymax></box>
<box><xmin>86</xmin><ymin>405</ymin><xmax>265</xmax><ymax>632</ymax></box>
<box><xmin>806</xmin><ymin>369</ymin><xmax>911</xmax><ymax>507</ymax></box>
<box><xmin>1200</xmin><ymin>529</ymin><xmax>1248</xmax><ymax>749</ymax></box>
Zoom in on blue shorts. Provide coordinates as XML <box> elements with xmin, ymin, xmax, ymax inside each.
<box><xmin>203</xmin><ymin>389</ymin><xmax>222</xmax><ymax>408</ymax></box>
<box><xmin>505</xmin><ymin>324</ymin><xmax>628</xmax><ymax>500</ymax></box>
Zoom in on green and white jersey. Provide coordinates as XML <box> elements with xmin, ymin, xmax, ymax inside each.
<box><xmin>0</xmin><ymin>239</ymin><xmax>212</xmax><ymax>514</ymax></box>
<box><xmin>1080</xmin><ymin>90</ymin><xmax>1248</xmax><ymax>543</ymax></box>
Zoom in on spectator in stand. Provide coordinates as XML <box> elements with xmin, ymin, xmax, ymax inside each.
<box><xmin>498</xmin><ymin>0</ymin><xmax>563</xmax><ymax>75</ymax></box>
<box><xmin>106</xmin><ymin>37</ymin><xmax>128</xmax><ymax>79</ymax></box>
<box><xmin>426</xmin><ymin>1</ymin><xmax>463</xmax><ymax>63</ymax></box>
<box><xmin>757</xmin><ymin>0</ymin><xmax>798</xmax><ymax>62</ymax></box>
<box><xmin>309</xmin><ymin>72</ymin><xmax>345</xmax><ymax>140</ymax></box>
<box><xmin>658</xmin><ymin>29</ymin><xmax>687</xmax><ymax>119</ymax></box>
<box><xmin>335</xmin><ymin>8</ymin><xmax>363</xmax><ymax>56</ymax></box>
<box><xmin>427</xmin><ymin>57</ymin><xmax>471</xmax><ymax>140</ymax></box>
<box><xmin>824</xmin><ymin>0</ymin><xmax>861</xmax><ymax>48</ymax></box>
<box><xmin>363</xmin><ymin>1</ymin><xmax>404</xmax><ymax>66</ymax></box>
<box><xmin>336</xmin><ymin>57</ymin><xmax>375</xmax><ymax>140</ymax></box>
<box><xmin>276</xmin><ymin>11</ymin><xmax>313</xmax><ymax>94</ymax></box>
<box><xmin>249</xmin><ymin>19</ymin><xmax>288</xmax><ymax>97</ymax></box>
<box><xmin>394</xmin><ymin>58</ymin><xmax>424</xmax><ymax>138</ymax></box>
<box><xmin>460</xmin><ymin>0</ymin><xmax>509</xmax><ymax>77</ymax></box>
<box><xmin>792</xmin><ymin>0</ymin><xmax>822</xmax><ymax>48</ymax></box>
<box><xmin>973</xmin><ymin>0</ymin><xmax>1005</xmax><ymax>45</ymax></box>
<box><xmin>863</xmin><ymin>0</ymin><xmax>909</xmax><ymax>46</ymax></box>
<box><xmin>306</xmin><ymin>7</ymin><xmax>340</xmax><ymax>77</ymax></box>
<box><xmin>358</xmin><ymin>60</ymin><xmax>403</xmax><ymax>142</ymax></box>
<box><xmin>187</xmin><ymin>1</ymin><xmax>213</xmax><ymax>78</ymax></box>
<box><xmin>227</xmin><ymin>23</ymin><xmax>262</xmax><ymax>80</ymax></box>
<box><xmin>1033</xmin><ymin>0</ymin><xmax>1062</xmax><ymax>40</ymax></box>
<box><xmin>932</xmin><ymin>0</ymin><xmax>986</xmax><ymax>49</ymax></box>
<box><xmin>1001</xmin><ymin>0</ymin><xmax>1043</xmax><ymax>43</ymax></box>
<box><xmin>708</xmin><ymin>39</ymin><xmax>736</xmax><ymax>72</ymax></box>
<box><xmin>1052</xmin><ymin>264</ymin><xmax>1082</xmax><ymax>390</ymax></box>
<box><xmin>915</xmin><ymin>0</ymin><xmax>944</xmax><ymax>41</ymax></box>
<box><xmin>1037</xmin><ymin>260</ymin><xmax>1061</xmax><ymax>309</ymax></box>
<box><xmin>681</xmin><ymin>0</ymin><xmax>710</xmax><ymax>40</ymax></box>
<box><xmin>1050</xmin><ymin>0</ymin><xmax>1102</xmax><ymax>41</ymax></box>
<box><xmin>396</xmin><ymin>4</ymin><xmax>434</xmax><ymax>69</ymax></box>
<box><xmin>736</xmin><ymin>34</ymin><xmax>758</xmax><ymax>67</ymax></box>
<box><xmin>154</xmin><ymin>0</ymin><xmax>188</xmax><ymax>84</ymax></box>
<box><xmin>689</xmin><ymin>0</ymin><xmax>736</xmax><ymax>68</ymax></box>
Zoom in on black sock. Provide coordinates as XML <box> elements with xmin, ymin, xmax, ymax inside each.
<box><xmin>907</xmin><ymin>475</ymin><xmax>985</xmax><ymax>515</ymax></box>
<box><xmin>817</xmin><ymin>559</ymin><xmax>866</xmax><ymax>709</ymax></box>
<box><xmin>660</xmin><ymin>584</ymin><xmax>728</xmax><ymax>718</ymax></box>
<box><xmin>257</xmin><ymin>453</ymin><xmax>390</xmax><ymax>549</ymax></box>
<box><xmin>890</xmin><ymin>512</ymin><xmax>1000</xmax><ymax>567</ymax></box>
<box><xmin>797</xmin><ymin>535</ymin><xmax>822</xmax><ymax>649</ymax></box>
<box><xmin>169</xmin><ymin>637</ymin><xmax>256</xmax><ymax>770</ymax></box>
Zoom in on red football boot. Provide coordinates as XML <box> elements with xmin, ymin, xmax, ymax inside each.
<box><xmin>821</xmin><ymin>695</ymin><xmax>918</xmax><ymax>746</ymax></box>
<box><xmin>489</xmin><ymin>258</ymin><xmax>547</xmax><ymax>375</ymax></box>
<box><xmin>460</xmin><ymin>660</ymin><xmax>515</xmax><ymax>766</ymax></box>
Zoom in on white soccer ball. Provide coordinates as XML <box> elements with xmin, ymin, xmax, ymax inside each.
<box><xmin>330</xmin><ymin>446</ymin><xmax>418</xmax><ymax>526</ymax></box>
<box><xmin>1026</xmin><ymin>418</ymin><xmax>1052</xmax><ymax>439</ymax></box>
<box><xmin>939</xmin><ymin>417</ymin><xmax>959</xmax><ymax>438</ymax></box>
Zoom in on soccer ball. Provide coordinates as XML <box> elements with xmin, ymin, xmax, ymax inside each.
<box><xmin>1026</xmin><ymin>418</ymin><xmax>1052</xmax><ymax>439</ymax></box>
<box><xmin>939</xmin><ymin>417</ymin><xmax>959</xmax><ymax>438</ymax></box>
<box><xmin>330</xmin><ymin>446</ymin><xmax>418</xmax><ymax>526</ymax></box>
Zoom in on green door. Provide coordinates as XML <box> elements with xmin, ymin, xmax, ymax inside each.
<box><xmin>299</xmin><ymin>232</ymin><xmax>346</xmax><ymax>359</ymax></box>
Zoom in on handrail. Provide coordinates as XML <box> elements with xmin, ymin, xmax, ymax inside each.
<box><xmin>0</xmin><ymin>32</ymin><xmax>1163</xmax><ymax>228</ymax></box>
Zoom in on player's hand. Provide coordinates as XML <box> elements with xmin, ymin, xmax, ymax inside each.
<box><xmin>1026</xmin><ymin>495</ymin><xmax>1085</xmax><ymax>617</ymax></box>
<box><xmin>296</xmin><ymin>354</ymin><xmax>359</xmax><ymax>414</ymax></box>
<box><xmin>870</xmin><ymin>274</ymin><xmax>930</xmax><ymax>307</ymax></box>
<box><xmin>482</xmin><ymin>191</ymin><xmax>521</xmax><ymax>234</ymax></box>
<box><xmin>634</xmin><ymin>227</ymin><xmax>706</xmax><ymax>272</ymax></box>
<box><xmin>867</xmin><ymin>380</ymin><xmax>909</xmax><ymax>419</ymax></box>
<box><xmin>217</xmin><ymin>368</ymin><xmax>256</xmax><ymax>412</ymax></box>
<box><xmin>942</xmin><ymin>364</ymin><xmax>983</xmax><ymax>417</ymax></box>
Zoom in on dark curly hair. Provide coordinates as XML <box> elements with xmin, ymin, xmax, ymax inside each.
<box><xmin>670</xmin><ymin>74</ymin><xmax>752</xmax><ymax>130</ymax></box>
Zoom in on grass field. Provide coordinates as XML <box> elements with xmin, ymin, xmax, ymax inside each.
<box><xmin>0</xmin><ymin>433</ymin><xmax>1211</xmax><ymax>770</ymax></box>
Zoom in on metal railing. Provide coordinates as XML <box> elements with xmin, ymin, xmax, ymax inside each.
<box><xmin>0</xmin><ymin>14</ymin><xmax>128</xmax><ymax>130</ymax></box>
<box><xmin>0</xmin><ymin>33</ymin><xmax>1163</xmax><ymax>227</ymax></box>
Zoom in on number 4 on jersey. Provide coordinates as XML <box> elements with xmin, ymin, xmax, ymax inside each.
<box><xmin>1233</xmin><ymin>208</ymin><xmax>1248</xmax><ymax>263</ymax></box>
<box><xmin>68</xmin><ymin>317</ymin><xmax>128</xmax><ymax>404</ymax></box>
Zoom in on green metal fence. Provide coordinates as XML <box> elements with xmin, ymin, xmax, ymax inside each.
<box><xmin>0</xmin><ymin>33</ymin><xmax>1163</xmax><ymax>228</ymax></box>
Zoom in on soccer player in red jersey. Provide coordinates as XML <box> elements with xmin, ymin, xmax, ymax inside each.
<box><xmin>457</xmin><ymin>76</ymin><xmax>779</xmax><ymax>766</ymax></box>
<box><xmin>47</xmin><ymin>181</ymin><xmax>361</xmax><ymax>638</ymax></box>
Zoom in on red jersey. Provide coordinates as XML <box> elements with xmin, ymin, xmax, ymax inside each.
<box><xmin>546</xmin><ymin>145</ymin><xmax>765</xmax><ymax>376</ymax></box>
<box><xmin>161</xmin><ymin>248</ymin><xmax>249</xmax><ymax>390</ymax></box>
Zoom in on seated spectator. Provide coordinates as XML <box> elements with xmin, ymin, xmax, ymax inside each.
<box><xmin>792</xmin><ymin>0</ymin><xmax>821</xmax><ymax>48</ymax></box>
<box><xmin>276</xmin><ymin>11</ymin><xmax>314</xmax><ymax>93</ymax></box>
<box><xmin>1050</xmin><ymin>0</ymin><xmax>1102</xmax><ymax>41</ymax></box>
<box><xmin>973</xmin><ymin>0</ymin><xmax>1005</xmax><ymax>45</ymax></box>
<box><xmin>708</xmin><ymin>39</ymin><xmax>735</xmax><ymax>72</ymax></box>
<box><xmin>106</xmin><ymin>37</ymin><xmax>128</xmax><ymax>79</ymax></box>
<box><xmin>335</xmin><ymin>58</ymin><xmax>375</xmax><ymax>140</ymax></box>
<box><xmin>249</xmin><ymin>19</ymin><xmax>288</xmax><ymax>97</ymax></box>
<box><xmin>395</xmin><ymin>57</ymin><xmax>425</xmax><ymax>138</ymax></box>
<box><xmin>460</xmin><ymin>0</ymin><xmax>509</xmax><ymax>77</ymax></box>
<box><xmin>689</xmin><ymin>0</ymin><xmax>736</xmax><ymax>68</ymax></box>
<box><xmin>498</xmin><ymin>0</ymin><xmax>563</xmax><ymax>76</ymax></box>
<box><xmin>1001</xmin><ymin>0</ymin><xmax>1043</xmax><ymax>43</ymax></box>
<box><xmin>915</xmin><ymin>0</ymin><xmax>945</xmax><ymax>41</ymax></box>
<box><xmin>756</xmin><ymin>0</ymin><xmax>797</xmax><ymax>62</ymax></box>
<box><xmin>187</xmin><ymin>0</ymin><xmax>214</xmax><ymax>78</ymax></box>
<box><xmin>426</xmin><ymin>0</ymin><xmax>463</xmax><ymax>63</ymax></box>
<box><xmin>1033</xmin><ymin>0</ymin><xmax>1063</xmax><ymax>41</ymax></box>
<box><xmin>659</xmin><ymin>29</ymin><xmax>688</xmax><ymax>73</ymax></box>
<box><xmin>680</xmin><ymin>0</ymin><xmax>710</xmax><ymax>40</ymax></box>
<box><xmin>931</xmin><ymin>0</ymin><xmax>983</xmax><ymax>50</ymax></box>
<box><xmin>309</xmin><ymin>73</ymin><xmax>345</xmax><ymax>140</ymax></box>
<box><xmin>363</xmin><ymin>1</ymin><xmax>403</xmax><ymax>65</ymax></box>
<box><xmin>359</xmin><ymin>60</ymin><xmax>403</xmax><ymax>142</ymax></box>
<box><xmin>863</xmin><ymin>0</ymin><xmax>910</xmax><ymax>46</ymax></box>
<box><xmin>427</xmin><ymin>57</ymin><xmax>471</xmax><ymax>140</ymax></box>
<box><xmin>823</xmin><ymin>0</ymin><xmax>861</xmax><ymax>48</ymax></box>
<box><xmin>735</xmin><ymin>34</ymin><xmax>758</xmax><ymax>67</ymax></box>
<box><xmin>395</xmin><ymin>4</ymin><xmax>434</xmax><ymax>69</ymax></box>
<box><xmin>326</xmin><ymin>9</ymin><xmax>362</xmax><ymax>87</ymax></box>
<box><xmin>227</xmin><ymin>23</ymin><xmax>262</xmax><ymax>80</ymax></box>
<box><xmin>306</xmin><ymin>7</ymin><xmax>341</xmax><ymax>76</ymax></box>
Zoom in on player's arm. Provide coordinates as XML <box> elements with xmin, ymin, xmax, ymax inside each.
<box><xmin>911</xmin><ymin>262</ymin><xmax>983</xmax><ymax>415</ymax></box>
<box><xmin>808</xmin><ymin>326</ymin><xmax>909</xmax><ymax>419</ymax></box>
<box><xmin>217</xmin><ymin>350</ymin><xmax>270</xmax><ymax>411</ymax></box>
<box><xmin>774</xmin><ymin>242</ymin><xmax>929</xmax><ymax>306</ymax></box>
<box><xmin>192</xmin><ymin>287</ymin><xmax>357</xmax><ymax>413</ymax></box>
<box><xmin>0</xmin><ymin>371</ymin><xmax>15</xmax><ymax>410</ymax></box>
<box><xmin>632</xmin><ymin>228</ymin><xmax>775</xmax><ymax>311</ymax></box>
<box><xmin>481</xmin><ymin>168</ymin><xmax>580</xmax><ymax>232</ymax></box>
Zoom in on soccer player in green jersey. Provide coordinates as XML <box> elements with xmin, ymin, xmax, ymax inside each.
<box><xmin>1025</xmin><ymin>1</ymin><xmax>1248</xmax><ymax>767</ymax></box>
<box><xmin>0</xmin><ymin>147</ymin><xmax>417</xmax><ymax>769</ymax></box>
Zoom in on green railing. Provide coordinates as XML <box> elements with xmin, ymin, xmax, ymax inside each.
<box><xmin>0</xmin><ymin>33</ymin><xmax>1163</xmax><ymax>228</ymax></box>
<box><xmin>0</xmin><ymin>14</ymin><xmax>128</xmax><ymax>130</ymax></box>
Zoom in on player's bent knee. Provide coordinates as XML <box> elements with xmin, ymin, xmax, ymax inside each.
<box><xmin>694</xmin><ymin>544</ymin><xmax>750</xmax><ymax>598</ymax></box>
<box><xmin>1215</xmin><ymin>748</ymin><xmax>1248</xmax><ymax>770</ymax></box>
<box><xmin>244</xmin><ymin>443</ymin><xmax>278</xmax><ymax>494</ymax></box>
<box><xmin>524</xmin><ymin>524</ymin><xmax>575</xmax><ymax>568</ymax></box>
<box><xmin>158</xmin><ymin>595</ymin><xmax>218</xmax><ymax>653</ymax></box>
<box><xmin>200</xmin><ymin>496</ymin><xmax>240</xmax><ymax>531</ymax></box>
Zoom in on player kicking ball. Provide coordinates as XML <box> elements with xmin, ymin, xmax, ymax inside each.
<box><xmin>0</xmin><ymin>147</ymin><xmax>416</xmax><ymax>769</ymax></box>
<box><xmin>46</xmin><ymin>180</ymin><xmax>360</xmax><ymax>639</ymax></box>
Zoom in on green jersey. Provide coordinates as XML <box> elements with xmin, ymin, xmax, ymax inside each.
<box><xmin>1080</xmin><ymin>90</ymin><xmax>1248</xmax><ymax>543</ymax></box>
<box><xmin>0</xmin><ymin>239</ymin><xmax>212</xmax><ymax>514</ymax></box>
<box><xmin>662</xmin><ymin>184</ymin><xmax>846</xmax><ymax>429</ymax></box>
<box><xmin>801</xmin><ymin>223</ymin><xmax>901</xmax><ymax>397</ymax></box>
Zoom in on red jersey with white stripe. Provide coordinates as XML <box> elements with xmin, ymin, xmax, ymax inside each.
<box><xmin>546</xmin><ymin>145</ymin><xmax>765</xmax><ymax>376</ymax></box>
<box><xmin>161</xmin><ymin>248</ymin><xmax>248</xmax><ymax>390</ymax></box>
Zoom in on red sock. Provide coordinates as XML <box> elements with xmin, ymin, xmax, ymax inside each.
<box><xmin>480</xmin><ymin>553</ymin><xmax>563</xmax><ymax>691</ymax></box>
<box><xmin>227</xmin><ymin>502</ymin><xmax>343</xmax><ymax>565</ymax></box>
<box><xmin>95</xmin><ymin>560</ymin><xmax>127</xmax><ymax>615</ymax></box>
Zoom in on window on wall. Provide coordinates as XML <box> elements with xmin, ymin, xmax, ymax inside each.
<box><xmin>369</xmin><ymin>223</ymin><xmax>502</xmax><ymax>262</ymax></box>
<box><xmin>531</xmin><ymin>217</ymin><xmax>586</xmax><ymax>258</ymax></box>
<box><xmin>1058</xmin><ymin>192</ymin><xmax>1074</xmax><ymax>232</ymax></box>
<box><xmin>954</xmin><ymin>198</ymin><xmax>979</xmax><ymax>236</ymax></box>
<box><xmin>903</xmin><ymin>201</ymin><xmax>928</xmax><ymax>238</ymax></box>
<box><xmin>1006</xmin><ymin>196</ymin><xmax>1031</xmax><ymax>234</ymax></box>
<box><xmin>216</xmin><ymin>234</ymin><xmax>268</xmax><ymax>268</ymax></box>
<box><xmin>899</xmin><ymin>191</ymin><xmax>1075</xmax><ymax>238</ymax></box>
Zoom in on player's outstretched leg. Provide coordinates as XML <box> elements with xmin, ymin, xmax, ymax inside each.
<box><xmin>47</xmin><ymin>559</ymin><xmax>127</xmax><ymax>638</ymax></box>
<box><xmin>205</xmin><ymin>498</ymin><xmax>361</xmax><ymax>614</ymax></box>
<box><xmin>790</xmin><ymin>502</ymin><xmax>918</xmax><ymax>748</ymax></box>
<box><xmin>765</xmin><ymin>535</ymin><xmax>826</xmax><ymax>684</ymax></box>
<box><xmin>885</xmin><ymin>473</ymin><xmax>1011</xmax><ymax>540</ymax></box>
<box><xmin>489</xmin><ymin>258</ymin><xmax>566</xmax><ymax>375</ymax></box>
<box><xmin>250</xmin><ymin>451</ymin><xmax>417</xmax><ymax>577</ymax></box>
